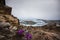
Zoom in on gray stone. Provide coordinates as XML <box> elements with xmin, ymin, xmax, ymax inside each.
<box><xmin>0</xmin><ymin>22</ymin><xmax>11</xmax><ymax>28</ymax></box>
<box><xmin>0</xmin><ymin>35</ymin><xmax>5</xmax><ymax>39</ymax></box>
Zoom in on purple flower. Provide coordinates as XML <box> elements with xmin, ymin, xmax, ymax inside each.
<box><xmin>17</xmin><ymin>29</ymin><xmax>24</xmax><ymax>35</ymax></box>
<box><xmin>25</xmin><ymin>32</ymin><xmax>32</xmax><ymax>40</ymax></box>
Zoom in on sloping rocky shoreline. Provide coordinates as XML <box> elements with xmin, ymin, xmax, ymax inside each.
<box><xmin>0</xmin><ymin>20</ymin><xmax>60</xmax><ymax>40</ymax></box>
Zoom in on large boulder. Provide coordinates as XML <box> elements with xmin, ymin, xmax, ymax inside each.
<box><xmin>0</xmin><ymin>15</ymin><xmax>19</xmax><ymax>26</ymax></box>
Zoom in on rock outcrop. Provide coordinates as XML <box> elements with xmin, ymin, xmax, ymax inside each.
<box><xmin>0</xmin><ymin>6</ymin><xmax>19</xmax><ymax>26</ymax></box>
<box><xmin>0</xmin><ymin>0</ymin><xmax>20</xmax><ymax>40</ymax></box>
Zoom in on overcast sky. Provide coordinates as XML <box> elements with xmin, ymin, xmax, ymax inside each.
<box><xmin>6</xmin><ymin>0</ymin><xmax>60</xmax><ymax>20</ymax></box>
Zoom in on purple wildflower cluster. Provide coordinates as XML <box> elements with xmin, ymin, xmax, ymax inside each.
<box><xmin>25</xmin><ymin>32</ymin><xmax>32</xmax><ymax>40</ymax></box>
<box><xmin>17</xmin><ymin>29</ymin><xmax>32</xmax><ymax>40</ymax></box>
<box><xmin>17</xmin><ymin>29</ymin><xmax>24</xmax><ymax>35</ymax></box>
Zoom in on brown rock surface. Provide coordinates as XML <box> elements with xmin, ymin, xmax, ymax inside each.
<box><xmin>0</xmin><ymin>5</ymin><xmax>19</xmax><ymax>26</ymax></box>
<box><xmin>0</xmin><ymin>14</ymin><xmax>19</xmax><ymax>26</ymax></box>
<box><xmin>19</xmin><ymin>24</ymin><xmax>60</xmax><ymax>40</ymax></box>
<box><xmin>0</xmin><ymin>1</ymin><xmax>20</xmax><ymax>40</ymax></box>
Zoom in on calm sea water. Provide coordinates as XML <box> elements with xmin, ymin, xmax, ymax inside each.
<box><xmin>20</xmin><ymin>19</ymin><xmax>48</xmax><ymax>26</ymax></box>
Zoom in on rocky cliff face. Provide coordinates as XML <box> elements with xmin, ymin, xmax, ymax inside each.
<box><xmin>0</xmin><ymin>1</ymin><xmax>20</xmax><ymax>40</ymax></box>
<box><xmin>0</xmin><ymin>6</ymin><xmax>19</xmax><ymax>26</ymax></box>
